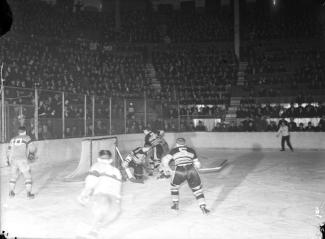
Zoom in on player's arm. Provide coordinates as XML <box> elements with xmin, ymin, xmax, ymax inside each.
<box><xmin>191</xmin><ymin>148</ymin><xmax>201</xmax><ymax>169</ymax></box>
<box><xmin>144</xmin><ymin>134</ymin><xmax>151</xmax><ymax>145</ymax></box>
<box><xmin>6</xmin><ymin>141</ymin><xmax>13</xmax><ymax>165</ymax></box>
<box><xmin>161</xmin><ymin>153</ymin><xmax>173</xmax><ymax>174</ymax></box>
<box><xmin>79</xmin><ymin>166</ymin><xmax>100</xmax><ymax>203</ymax></box>
<box><xmin>27</xmin><ymin>140</ymin><xmax>37</xmax><ymax>162</ymax></box>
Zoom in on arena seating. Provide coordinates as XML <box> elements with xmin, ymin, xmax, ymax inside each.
<box><xmin>1</xmin><ymin>0</ymin><xmax>324</xmax><ymax>141</ymax></box>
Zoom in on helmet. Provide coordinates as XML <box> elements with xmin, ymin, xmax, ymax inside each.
<box><xmin>176</xmin><ymin>138</ymin><xmax>186</xmax><ymax>146</ymax></box>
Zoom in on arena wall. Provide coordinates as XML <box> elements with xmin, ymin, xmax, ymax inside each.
<box><xmin>1</xmin><ymin>132</ymin><xmax>325</xmax><ymax>168</ymax></box>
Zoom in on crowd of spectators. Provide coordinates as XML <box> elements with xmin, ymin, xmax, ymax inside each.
<box><xmin>242</xmin><ymin>8</ymin><xmax>322</xmax><ymax>41</ymax></box>
<box><xmin>243</xmin><ymin>43</ymin><xmax>325</xmax><ymax>97</ymax></box>
<box><xmin>211</xmin><ymin>117</ymin><xmax>325</xmax><ymax>132</ymax></box>
<box><xmin>236</xmin><ymin>101</ymin><xmax>325</xmax><ymax>119</ymax></box>
<box><xmin>1</xmin><ymin>0</ymin><xmax>324</xmax><ymax>140</ymax></box>
<box><xmin>153</xmin><ymin>45</ymin><xmax>237</xmax><ymax>104</ymax></box>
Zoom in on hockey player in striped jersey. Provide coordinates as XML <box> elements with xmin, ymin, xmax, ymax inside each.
<box><xmin>161</xmin><ymin>138</ymin><xmax>210</xmax><ymax>214</ymax></box>
<box><xmin>122</xmin><ymin>144</ymin><xmax>151</xmax><ymax>183</ymax></box>
<box><xmin>78</xmin><ymin>150</ymin><xmax>122</xmax><ymax>237</ymax></box>
<box><xmin>6</xmin><ymin>126</ymin><xmax>37</xmax><ymax>199</ymax></box>
<box><xmin>143</xmin><ymin>128</ymin><xmax>169</xmax><ymax>176</ymax></box>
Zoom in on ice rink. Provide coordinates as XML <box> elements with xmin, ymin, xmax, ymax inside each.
<box><xmin>1</xmin><ymin>148</ymin><xmax>325</xmax><ymax>239</ymax></box>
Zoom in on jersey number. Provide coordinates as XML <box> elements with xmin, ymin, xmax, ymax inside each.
<box><xmin>179</xmin><ymin>147</ymin><xmax>187</xmax><ymax>152</ymax></box>
<box><xmin>12</xmin><ymin>138</ymin><xmax>23</xmax><ymax>145</ymax></box>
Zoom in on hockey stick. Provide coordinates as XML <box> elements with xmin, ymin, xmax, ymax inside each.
<box><xmin>198</xmin><ymin>159</ymin><xmax>228</xmax><ymax>173</ymax></box>
<box><xmin>115</xmin><ymin>146</ymin><xmax>135</xmax><ymax>180</ymax></box>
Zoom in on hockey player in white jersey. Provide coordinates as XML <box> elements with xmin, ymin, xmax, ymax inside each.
<box><xmin>78</xmin><ymin>149</ymin><xmax>122</xmax><ymax>238</ymax></box>
<box><xmin>7</xmin><ymin>126</ymin><xmax>37</xmax><ymax>199</ymax></box>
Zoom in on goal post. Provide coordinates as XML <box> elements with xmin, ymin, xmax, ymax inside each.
<box><xmin>63</xmin><ymin>136</ymin><xmax>119</xmax><ymax>182</ymax></box>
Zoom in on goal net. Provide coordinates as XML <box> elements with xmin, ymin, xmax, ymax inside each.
<box><xmin>64</xmin><ymin>136</ymin><xmax>118</xmax><ymax>182</ymax></box>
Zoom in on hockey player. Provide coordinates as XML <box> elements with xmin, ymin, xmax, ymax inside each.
<box><xmin>143</xmin><ymin>128</ymin><xmax>169</xmax><ymax>176</ymax></box>
<box><xmin>78</xmin><ymin>150</ymin><xmax>122</xmax><ymax>237</ymax></box>
<box><xmin>161</xmin><ymin>138</ymin><xmax>210</xmax><ymax>214</ymax></box>
<box><xmin>122</xmin><ymin>144</ymin><xmax>151</xmax><ymax>183</ymax></box>
<box><xmin>6</xmin><ymin>126</ymin><xmax>37</xmax><ymax>199</ymax></box>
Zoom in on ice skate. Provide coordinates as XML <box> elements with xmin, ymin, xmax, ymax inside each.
<box><xmin>27</xmin><ymin>192</ymin><xmax>35</xmax><ymax>199</ymax></box>
<box><xmin>171</xmin><ymin>202</ymin><xmax>179</xmax><ymax>211</ymax></box>
<box><xmin>200</xmin><ymin>205</ymin><xmax>210</xmax><ymax>215</ymax></box>
<box><xmin>9</xmin><ymin>191</ymin><xmax>15</xmax><ymax>198</ymax></box>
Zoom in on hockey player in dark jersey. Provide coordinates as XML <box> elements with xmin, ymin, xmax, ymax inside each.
<box><xmin>143</xmin><ymin>128</ymin><xmax>169</xmax><ymax>176</ymax></box>
<box><xmin>122</xmin><ymin>144</ymin><xmax>151</xmax><ymax>183</ymax></box>
<box><xmin>6</xmin><ymin>126</ymin><xmax>37</xmax><ymax>199</ymax></box>
<box><xmin>161</xmin><ymin>137</ymin><xmax>210</xmax><ymax>214</ymax></box>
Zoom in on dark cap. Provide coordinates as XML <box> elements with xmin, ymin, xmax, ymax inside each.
<box><xmin>176</xmin><ymin>138</ymin><xmax>186</xmax><ymax>145</ymax></box>
<box><xmin>99</xmin><ymin>150</ymin><xmax>112</xmax><ymax>158</ymax></box>
<box><xmin>18</xmin><ymin>126</ymin><xmax>27</xmax><ymax>132</ymax></box>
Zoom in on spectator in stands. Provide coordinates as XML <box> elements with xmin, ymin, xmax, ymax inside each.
<box><xmin>212</xmin><ymin>123</ymin><xmax>221</xmax><ymax>132</ymax></box>
<box><xmin>284</xmin><ymin>104</ymin><xmax>296</xmax><ymax>118</ymax></box>
<box><xmin>219</xmin><ymin>123</ymin><xmax>229</xmax><ymax>132</ymax></box>
<box><xmin>65</xmin><ymin>127</ymin><xmax>72</xmax><ymax>137</ymax></box>
<box><xmin>297</xmin><ymin>123</ymin><xmax>305</xmax><ymax>132</ymax></box>
<box><xmin>254</xmin><ymin>116</ymin><xmax>268</xmax><ymax>132</ymax></box>
<box><xmin>305</xmin><ymin>121</ymin><xmax>315</xmax><ymax>132</ymax></box>
<box><xmin>288</xmin><ymin>118</ymin><xmax>297</xmax><ymax>132</ymax></box>
<box><xmin>266</xmin><ymin>121</ymin><xmax>277</xmax><ymax>132</ymax></box>
<box><xmin>305</xmin><ymin>103</ymin><xmax>316</xmax><ymax>117</ymax></box>
<box><xmin>315</xmin><ymin>121</ymin><xmax>325</xmax><ymax>132</ymax></box>
<box><xmin>241</xmin><ymin>117</ymin><xmax>255</xmax><ymax>132</ymax></box>
<box><xmin>41</xmin><ymin>124</ymin><xmax>53</xmax><ymax>139</ymax></box>
<box><xmin>195</xmin><ymin>121</ymin><xmax>207</xmax><ymax>131</ymax></box>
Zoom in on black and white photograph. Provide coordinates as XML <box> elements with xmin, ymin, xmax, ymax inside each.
<box><xmin>0</xmin><ymin>0</ymin><xmax>325</xmax><ymax>238</ymax></box>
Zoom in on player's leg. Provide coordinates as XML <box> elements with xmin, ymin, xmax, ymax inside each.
<box><xmin>132</xmin><ymin>162</ymin><xmax>144</xmax><ymax>183</ymax></box>
<box><xmin>134</xmin><ymin>164</ymin><xmax>144</xmax><ymax>179</ymax></box>
<box><xmin>147</xmin><ymin>149</ymin><xmax>155</xmax><ymax>176</ymax></box>
<box><xmin>90</xmin><ymin>194</ymin><xmax>120</xmax><ymax>233</ymax></box>
<box><xmin>9</xmin><ymin>162</ymin><xmax>19</xmax><ymax>197</ymax></box>
<box><xmin>280</xmin><ymin>136</ymin><xmax>285</xmax><ymax>151</ymax></box>
<box><xmin>187</xmin><ymin>166</ymin><xmax>209</xmax><ymax>214</ymax></box>
<box><xmin>153</xmin><ymin>146</ymin><xmax>159</xmax><ymax>161</ymax></box>
<box><xmin>156</xmin><ymin>144</ymin><xmax>171</xmax><ymax>179</ymax></box>
<box><xmin>19</xmin><ymin>161</ymin><xmax>34</xmax><ymax>199</ymax></box>
<box><xmin>170</xmin><ymin>166</ymin><xmax>186</xmax><ymax>210</ymax></box>
<box><xmin>162</xmin><ymin>141</ymin><xmax>169</xmax><ymax>156</ymax></box>
<box><xmin>286</xmin><ymin>136</ymin><xmax>294</xmax><ymax>151</ymax></box>
<box><xmin>153</xmin><ymin>145</ymin><xmax>163</xmax><ymax>170</ymax></box>
<box><xmin>78</xmin><ymin>175</ymin><xmax>98</xmax><ymax>205</ymax></box>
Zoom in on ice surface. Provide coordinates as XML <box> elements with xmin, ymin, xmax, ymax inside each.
<box><xmin>1</xmin><ymin>148</ymin><xmax>325</xmax><ymax>239</ymax></box>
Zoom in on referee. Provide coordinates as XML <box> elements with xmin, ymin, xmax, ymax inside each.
<box><xmin>276</xmin><ymin>120</ymin><xmax>294</xmax><ymax>152</ymax></box>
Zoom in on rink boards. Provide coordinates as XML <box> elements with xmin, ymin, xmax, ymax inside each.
<box><xmin>1</xmin><ymin>132</ymin><xmax>325</xmax><ymax>168</ymax></box>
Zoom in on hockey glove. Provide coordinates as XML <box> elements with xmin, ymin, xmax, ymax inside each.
<box><xmin>28</xmin><ymin>152</ymin><xmax>37</xmax><ymax>162</ymax></box>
